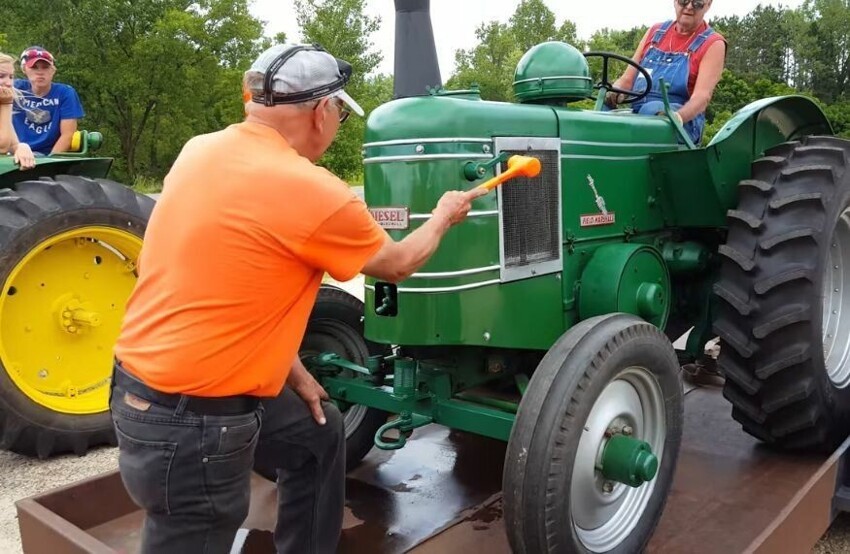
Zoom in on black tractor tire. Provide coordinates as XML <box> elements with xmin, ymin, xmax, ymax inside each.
<box><xmin>302</xmin><ymin>285</ymin><xmax>389</xmax><ymax>471</ymax></box>
<box><xmin>503</xmin><ymin>313</ymin><xmax>683</xmax><ymax>554</ymax></box>
<box><xmin>0</xmin><ymin>176</ymin><xmax>153</xmax><ymax>458</ymax></box>
<box><xmin>714</xmin><ymin>136</ymin><xmax>850</xmax><ymax>451</ymax></box>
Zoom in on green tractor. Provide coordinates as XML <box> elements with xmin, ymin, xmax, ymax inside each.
<box><xmin>0</xmin><ymin>130</ymin><xmax>153</xmax><ymax>458</ymax></box>
<box><xmin>301</xmin><ymin>1</ymin><xmax>850</xmax><ymax>552</ymax></box>
<box><xmin>1</xmin><ymin>1</ymin><xmax>848</xmax><ymax>552</ymax></box>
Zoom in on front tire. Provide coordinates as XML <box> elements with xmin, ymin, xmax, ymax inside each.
<box><xmin>714</xmin><ymin>136</ymin><xmax>850</xmax><ymax>451</ymax></box>
<box><xmin>503</xmin><ymin>314</ymin><xmax>683</xmax><ymax>554</ymax></box>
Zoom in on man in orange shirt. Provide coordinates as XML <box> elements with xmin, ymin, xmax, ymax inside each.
<box><xmin>110</xmin><ymin>43</ymin><xmax>483</xmax><ymax>554</ymax></box>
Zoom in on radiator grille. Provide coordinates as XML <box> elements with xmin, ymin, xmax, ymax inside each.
<box><xmin>500</xmin><ymin>149</ymin><xmax>560</xmax><ymax>270</ymax></box>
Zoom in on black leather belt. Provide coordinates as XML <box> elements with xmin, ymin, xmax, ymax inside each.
<box><xmin>112</xmin><ymin>362</ymin><xmax>260</xmax><ymax>416</ymax></box>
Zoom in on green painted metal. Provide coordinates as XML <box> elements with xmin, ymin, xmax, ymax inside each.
<box><xmin>651</xmin><ymin>95</ymin><xmax>833</xmax><ymax>228</ymax></box>
<box><xmin>578</xmin><ymin>244</ymin><xmax>670</xmax><ymax>328</ymax></box>
<box><xmin>513</xmin><ymin>41</ymin><xmax>592</xmax><ymax>104</ymax></box>
<box><xmin>660</xmin><ymin>79</ymin><xmax>696</xmax><ymax>149</ymax></box>
<box><xmin>375</xmin><ymin>412</ymin><xmax>432</xmax><ymax>450</ymax></box>
<box><xmin>515</xmin><ymin>373</ymin><xmax>529</xmax><ymax>396</ymax></box>
<box><xmin>662</xmin><ymin>241</ymin><xmax>710</xmax><ymax>274</ymax></box>
<box><xmin>339</xmin><ymin>46</ymin><xmax>837</xmax><ymax>451</ymax></box>
<box><xmin>454</xmin><ymin>392</ymin><xmax>519</xmax><ymax>413</ymax></box>
<box><xmin>600</xmin><ymin>434</ymin><xmax>659</xmax><ymax>487</ymax></box>
<box><xmin>0</xmin><ymin>155</ymin><xmax>113</xmax><ymax>189</ymax></box>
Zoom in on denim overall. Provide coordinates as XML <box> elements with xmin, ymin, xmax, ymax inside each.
<box><xmin>631</xmin><ymin>20</ymin><xmax>716</xmax><ymax>145</ymax></box>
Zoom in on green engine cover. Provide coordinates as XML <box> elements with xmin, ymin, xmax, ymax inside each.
<box><xmin>513</xmin><ymin>41</ymin><xmax>592</xmax><ymax>104</ymax></box>
<box><xmin>578</xmin><ymin>244</ymin><xmax>671</xmax><ymax>329</ymax></box>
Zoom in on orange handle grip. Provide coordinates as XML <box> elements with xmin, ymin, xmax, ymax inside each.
<box><xmin>475</xmin><ymin>155</ymin><xmax>541</xmax><ymax>192</ymax></box>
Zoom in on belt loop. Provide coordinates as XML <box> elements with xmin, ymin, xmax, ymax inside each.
<box><xmin>175</xmin><ymin>395</ymin><xmax>189</xmax><ymax>416</ymax></box>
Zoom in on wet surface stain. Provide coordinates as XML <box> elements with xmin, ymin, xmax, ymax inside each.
<box><xmin>230</xmin><ymin>425</ymin><xmax>506</xmax><ymax>554</ymax></box>
<box><xmin>338</xmin><ymin>426</ymin><xmax>506</xmax><ymax>553</ymax></box>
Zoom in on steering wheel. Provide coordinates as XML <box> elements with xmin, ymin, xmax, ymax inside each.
<box><xmin>583</xmin><ymin>51</ymin><xmax>653</xmax><ymax>105</ymax></box>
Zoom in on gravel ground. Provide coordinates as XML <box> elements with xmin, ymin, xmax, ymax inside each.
<box><xmin>0</xmin><ymin>446</ymin><xmax>119</xmax><ymax>553</ymax></box>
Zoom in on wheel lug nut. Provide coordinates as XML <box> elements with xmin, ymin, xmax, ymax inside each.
<box><xmin>623</xmin><ymin>425</ymin><xmax>634</xmax><ymax>436</ymax></box>
<box><xmin>602</xmin><ymin>481</ymin><xmax>614</xmax><ymax>493</ymax></box>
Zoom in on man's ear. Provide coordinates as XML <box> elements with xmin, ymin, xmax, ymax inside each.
<box><xmin>312</xmin><ymin>97</ymin><xmax>328</xmax><ymax>133</ymax></box>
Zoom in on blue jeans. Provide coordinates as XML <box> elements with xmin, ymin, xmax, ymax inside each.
<box><xmin>110</xmin><ymin>364</ymin><xmax>345</xmax><ymax>554</ymax></box>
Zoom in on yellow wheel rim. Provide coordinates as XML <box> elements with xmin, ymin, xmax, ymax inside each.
<box><xmin>0</xmin><ymin>226</ymin><xmax>143</xmax><ymax>415</ymax></box>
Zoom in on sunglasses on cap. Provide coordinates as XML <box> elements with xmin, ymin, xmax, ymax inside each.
<box><xmin>677</xmin><ymin>0</ymin><xmax>707</xmax><ymax>8</ymax></box>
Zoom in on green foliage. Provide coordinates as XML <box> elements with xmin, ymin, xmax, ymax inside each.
<box><xmin>132</xmin><ymin>175</ymin><xmax>163</xmax><ymax>194</ymax></box>
<box><xmin>1</xmin><ymin>0</ymin><xmax>265</xmax><ymax>183</ymax></box>
<box><xmin>294</xmin><ymin>0</ymin><xmax>388</xmax><ymax>180</ymax></box>
<box><xmin>446</xmin><ymin>0</ymin><xmax>580</xmax><ymax>102</ymax></box>
<box><xmin>2</xmin><ymin>0</ymin><xmax>849</xmax><ymax>183</ymax></box>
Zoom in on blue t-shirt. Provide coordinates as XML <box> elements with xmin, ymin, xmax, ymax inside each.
<box><xmin>13</xmin><ymin>80</ymin><xmax>85</xmax><ymax>154</ymax></box>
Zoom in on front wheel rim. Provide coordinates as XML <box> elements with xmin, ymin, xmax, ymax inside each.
<box><xmin>570</xmin><ymin>366</ymin><xmax>666</xmax><ymax>552</ymax></box>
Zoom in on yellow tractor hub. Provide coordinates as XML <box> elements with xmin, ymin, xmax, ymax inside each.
<box><xmin>0</xmin><ymin>227</ymin><xmax>143</xmax><ymax>415</ymax></box>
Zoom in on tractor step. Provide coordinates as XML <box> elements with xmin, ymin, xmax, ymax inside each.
<box><xmin>16</xmin><ymin>387</ymin><xmax>850</xmax><ymax>553</ymax></box>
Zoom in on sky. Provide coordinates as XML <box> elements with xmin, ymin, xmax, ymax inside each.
<box><xmin>250</xmin><ymin>0</ymin><xmax>806</xmax><ymax>78</ymax></box>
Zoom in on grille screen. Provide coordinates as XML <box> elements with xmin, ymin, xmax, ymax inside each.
<box><xmin>500</xmin><ymin>149</ymin><xmax>560</xmax><ymax>269</ymax></box>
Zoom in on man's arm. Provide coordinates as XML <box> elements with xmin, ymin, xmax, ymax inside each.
<box><xmin>676</xmin><ymin>41</ymin><xmax>726</xmax><ymax>123</ymax></box>
<box><xmin>361</xmin><ymin>189</ymin><xmax>483</xmax><ymax>283</ymax></box>
<box><xmin>51</xmin><ymin>118</ymin><xmax>78</xmax><ymax>154</ymax></box>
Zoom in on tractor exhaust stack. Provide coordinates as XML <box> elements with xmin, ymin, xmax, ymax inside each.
<box><xmin>393</xmin><ymin>0</ymin><xmax>442</xmax><ymax>98</ymax></box>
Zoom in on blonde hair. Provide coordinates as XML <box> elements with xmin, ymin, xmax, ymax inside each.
<box><xmin>0</xmin><ymin>53</ymin><xmax>22</xmax><ymax>103</ymax></box>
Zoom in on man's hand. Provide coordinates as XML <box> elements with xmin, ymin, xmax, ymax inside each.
<box><xmin>287</xmin><ymin>358</ymin><xmax>330</xmax><ymax>425</ymax></box>
<box><xmin>432</xmin><ymin>189</ymin><xmax>481</xmax><ymax>227</ymax></box>
<box><xmin>14</xmin><ymin>143</ymin><xmax>35</xmax><ymax>170</ymax></box>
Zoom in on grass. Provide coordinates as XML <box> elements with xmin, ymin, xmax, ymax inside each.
<box><xmin>132</xmin><ymin>175</ymin><xmax>163</xmax><ymax>194</ymax></box>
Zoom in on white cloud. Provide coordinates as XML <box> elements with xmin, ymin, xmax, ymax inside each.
<box><xmin>251</xmin><ymin>0</ymin><xmax>805</xmax><ymax>78</ymax></box>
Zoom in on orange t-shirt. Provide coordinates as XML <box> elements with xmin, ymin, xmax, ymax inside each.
<box><xmin>114</xmin><ymin>121</ymin><xmax>387</xmax><ymax>397</ymax></box>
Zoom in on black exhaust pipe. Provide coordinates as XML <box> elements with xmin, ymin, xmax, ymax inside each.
<box><xmin>393</xmin><ymin>0</ymin><xmax>442</xmax><ymax>98</ymax></box>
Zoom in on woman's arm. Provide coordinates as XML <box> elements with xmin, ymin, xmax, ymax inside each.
<box><xmin>0</xmin><ymin>96</ymin><xmax>14</xmax><ymax>153</ymax></box>
<box><xmin>676</xmin><ymin>40</ymin><xmax>726</xmax><ymax>123</ymax></box>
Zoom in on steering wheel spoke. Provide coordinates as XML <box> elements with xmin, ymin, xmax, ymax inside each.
<box><xmin>584</xmin><ymin>51</ymin><xmax>652</xmax><ymax>106</ymax></box>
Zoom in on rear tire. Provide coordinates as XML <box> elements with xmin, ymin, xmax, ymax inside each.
<box><xmin>714</xmin><ymin>136</ymin><xmax>850</xmax><ymax>451</ymax></box>
<box><xmin>302</xmin><ymin>285</ymin><xmax>389</xmax><ymax>471</ymax></box>
<box><xmin>0</xmin><ymin>176</ymin><xmax>153</xmax><ymax>458</ymax></box>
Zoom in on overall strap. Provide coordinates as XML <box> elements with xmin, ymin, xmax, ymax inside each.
<box><xmin>651</xmin><ymin>21</ymin><xmax>674</xmax><ymax>45</ymax></box>
<box><xmin>688</xmin><ymin>26</ymin><xmax>716</xmax><ymax>54</ymax></box>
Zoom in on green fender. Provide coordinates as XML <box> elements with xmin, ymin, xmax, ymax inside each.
<box><xmin>650</xmin><ymin>94</ymin><xmax>834</xmax><ymax>228</ymax></box>
<box><xmin>0</xmin><ymin>156</ymin><xmax>113</xmax><ymax>189</ymax></box>
<box><xmin>708</xmin><ymin>94</ymin><xmax>833</xmax><ymax>149</ymax></box>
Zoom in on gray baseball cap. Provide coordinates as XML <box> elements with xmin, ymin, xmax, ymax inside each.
<box><xmin>247</xmin><ymin>44</ymin><xmax>364</xmax><ymax>117</ymax></box>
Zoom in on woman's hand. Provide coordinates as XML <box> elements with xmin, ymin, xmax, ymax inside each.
<box><xmin>14</xmin><ymin>143</ymin><xmax>36</xmax><ymax>170</ymax></box>
<box><xmin>0</xmin><ymin>87</ymin><xmax>14</xmax><ymax>106</ymax></box>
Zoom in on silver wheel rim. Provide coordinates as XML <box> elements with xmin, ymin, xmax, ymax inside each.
<box><xmin>824</xmin><ymin>209</ymin><xmax>850</xmax><ymax>388</ymax></box>
<box><xmin>570</xmin><ymin>366</ymin><xmax>666</xmax><ymax>552</ymax></box>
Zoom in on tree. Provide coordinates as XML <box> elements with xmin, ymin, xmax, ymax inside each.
<box><xmin>295</xmin><ymin>0</ymin><xmax>384</xmax><ymax>181</ymax></box>
<box><xmin>1</xmin><ymin>0</ymin><xmax>265</xmax><ymax>182</ymax></box>
<box><xmin>447</xmin><ymin>22</ymin><xmax>521</xmax><ymax>102</ymax></box>
<box><xmin>446</xmin><ymin>0</ymin><xmax>580</xmax><ymax>102</ymax></box>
